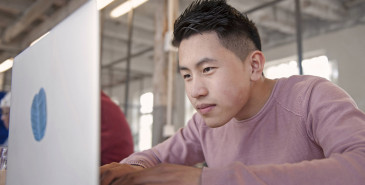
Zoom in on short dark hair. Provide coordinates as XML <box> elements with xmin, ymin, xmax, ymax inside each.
<box><xmin>172</xmin><ymin>0</ymin><xmax>261</xmax><ymax>60</ymax></box>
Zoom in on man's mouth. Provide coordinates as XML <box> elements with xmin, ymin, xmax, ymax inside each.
<box><xmin>196</xmin><ymin>104</ymin><xmax>216</xmax><ymax>114</ymax></box>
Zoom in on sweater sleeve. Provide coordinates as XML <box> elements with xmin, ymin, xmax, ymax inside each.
<box><xmin>202</xmin><ymin>78</ymin><xmax>365</xmax><ymax>185</ymax></box>
<box><xmin>121</xmin><ymin>114</ymin><xmax>205</xmax><ymax>168</ymax></box>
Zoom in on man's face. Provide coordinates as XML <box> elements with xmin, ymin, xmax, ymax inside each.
<box><xmin>179</xmin><ymin>32</ymin><xmax>253</xmax><ymax>128</ymax></box>
<box><xmin>1</xmin><ymin>107</ymin><xmax>10</xmax><ymax>129</ymax></box>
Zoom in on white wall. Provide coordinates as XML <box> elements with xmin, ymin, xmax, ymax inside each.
<box><xmin>263</xmin><ymin>25</ymin><xmax>365</xmax><ymax>111</ymax></box>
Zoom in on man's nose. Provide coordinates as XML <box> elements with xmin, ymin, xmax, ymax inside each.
<box><xmin>189</xmin><ymin>79</ymin><xmax>208</xmax><ymax>99</ymax></box>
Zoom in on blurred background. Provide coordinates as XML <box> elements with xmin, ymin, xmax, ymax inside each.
<box><xmin>0</xmin><ymin>0</ymin><xmax>364</xmax><ymax>151</ymax></box>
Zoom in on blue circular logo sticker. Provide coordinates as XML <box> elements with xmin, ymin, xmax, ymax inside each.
<box><xmin>31</xmin><ymin>88</ymin><xmax>47</xmax><ymax>141</ymax></box>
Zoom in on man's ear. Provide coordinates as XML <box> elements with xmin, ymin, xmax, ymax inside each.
<box><xmin>249</xmin><ymin>50</ymin><xmax>265</xmax><ymax>81</ymax></box>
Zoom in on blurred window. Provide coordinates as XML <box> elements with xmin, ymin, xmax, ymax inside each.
<box><xmin>264</xmin><ymin>55</ymin><xmax>338</xmax><ymax>82</ymax></box>
<box><xmin>138</xmin><ymin>92</ymin><xmax>153</xmax><ymax>151</ymax></box>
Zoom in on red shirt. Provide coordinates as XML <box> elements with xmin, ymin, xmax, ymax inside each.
<box><xmin>101</xmin><ymin>91</ymin><xmax>134</xmax><ymax>165</ymax></box>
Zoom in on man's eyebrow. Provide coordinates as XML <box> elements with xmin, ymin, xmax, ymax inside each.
<box><xmin>179</xmin><ymin>66</ymin><xmax>189</xmax><ymax>72</ymax></box>
<box><xmin>179</xmin><ymin>57</ymin><xmax>217</xmax><ymax>71</ymax></box>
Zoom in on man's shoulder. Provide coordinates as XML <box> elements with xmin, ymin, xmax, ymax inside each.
<box><xmin>272</xmin><ymin>75</ymin><xmax>329</xmax><ymax>115</ymax></box>
<box><xmin>276</xmin><ymin>75</ymin><xmax>327</xmax><ymax>94</ymax></box>
<box><xmin>278</xmin><ymin>75</ymin><xmax>325</xmax><ymax>86</ymax></box>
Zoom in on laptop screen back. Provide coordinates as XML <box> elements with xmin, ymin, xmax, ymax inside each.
<box><xmin>6</xmin><ymin>1</ymin><xmax>100</xmax><ymax>184</ymax></box>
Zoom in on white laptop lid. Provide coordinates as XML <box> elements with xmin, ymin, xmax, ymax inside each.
<box><xmin>6</xmin><ymin>1</ymin><xmax>100</xmax><ymax>185</ymax></box>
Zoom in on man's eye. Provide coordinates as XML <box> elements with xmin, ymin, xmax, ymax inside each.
<box><xmin>183</xmin><ymin>74</ymin><xmax>191</xmax><ymax>79</ymax></box>
<box><xmin>203</xmin><ymin>67</ymin><xmax>213</xmax><ymax>73</ymax></box>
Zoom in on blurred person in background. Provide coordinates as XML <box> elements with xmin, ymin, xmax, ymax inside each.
<box><xmin>0</xmin><ymin>92</ymin><xmax>10</xmax><ymax>147</ymax></box>
<box><xmin>100</xmin><ymin>91</ymin><xmax>134</xmax><ymax>165</ymax></box>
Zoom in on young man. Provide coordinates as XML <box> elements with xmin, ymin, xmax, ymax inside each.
<box><xmin>100</xmin><ymin>0</ymin><xmax>365</xmax><ymax>184</ymax></box>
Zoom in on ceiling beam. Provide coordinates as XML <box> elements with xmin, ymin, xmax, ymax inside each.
<box><xmin>344</xmin><ymin>0</ymin><xmax>365</xmax><ymax>7</ymax></box>
<box><xmin>0</xmin><ymin>1</ymin><xmax>31</xmax><ymax>15</ymax></box>
<box><xmin>109</xmin><ymin>12</ymin><xmax>155</xmax><ymax>32</ymax></box>
<box><xmin>0</xmin><ymin>15</ymin><xmax>13</xmax><ymax>27</ymax></box>
<box><xmin>103</xmin><ymin>20</ymin><xmax>154</xmax><ymax>46</ymax></box>
<box><xmin>20</xmin><ymin>0</ymin><xmax>88</xmax><ymax>48</ymax></box>
<box><xmin>244</xmin><ymin>0</ymin><xmax>285</xmax><ymax>14</ymax></box>
<box><xmin>0</xmin><ymin>51</ymin><xmax>17</xmax><ymax>62</ymax></box>
<box><xmin>54</xmin><ymin>0</ymin><xmax>68</xmax><ymax>7</ymax></box>
<box><xmin>257</xmin><ymin>19</ymin><xmax>295</xmax><ymax>34</ymax></box>
<box><xmin>278</xmin><ymin>0</ymin><xmax>345</xmax><ymax>22</ymax></box>
<box><xmin>102</xmin><ymin>46</ymin><xmax>153</xmax><ymax>68</ymax></box>
<box><xmin>229</xmin><ymin>0</ymin><xmax>296</xmax><ymax>35</ymax></box>
<box><xmin>0</xmin><ymin>41</ymin><xmax>22</xmax><ymax>52</ymax></box>
<box><xmin>301</xmin><ymin>0</ymin><xmax>345</xmax><ymax>21</ymax></box>
<box><xmin>2</xmin><ymin>0</ymin><xmax>55</xmax><ymax>43</ymax></box>
<box><xmin>251</xmin><ymin>8</ymin><xmax>296</xmax><ymax>35</ymax></box>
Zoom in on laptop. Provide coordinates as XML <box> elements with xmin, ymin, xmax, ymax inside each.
<box><xmin>6</xmin><ymin>1</ymin><xmax>100</xmax><ymax>184</ymax></box>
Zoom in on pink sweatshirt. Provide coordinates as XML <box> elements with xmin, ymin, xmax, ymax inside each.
<box><xmin>122</xmin><ymin>75</ymin><xmax>365</xmax><ymax>185</ymax></box>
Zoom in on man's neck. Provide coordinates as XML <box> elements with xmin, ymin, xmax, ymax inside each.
<box><xmin>236</xmin><ymin>77</ymin><xmax>277</xmax><ymax>120</ymax></box>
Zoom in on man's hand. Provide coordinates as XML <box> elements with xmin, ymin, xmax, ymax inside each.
<box><xmin>106</xmin><ymin>163</ymin><xmax>202</xmax><ymax>185</ymax></box>
<box><xmin>100</xmin><ymin>162</ymin><xmax>143</xmax><ymax>185</ymax></box>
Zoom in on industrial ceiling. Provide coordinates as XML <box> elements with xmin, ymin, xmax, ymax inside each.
<box><xmin>0</xmin><ymin>0</ymin><xmax>364</xmax><ymax>90</ymax></box>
